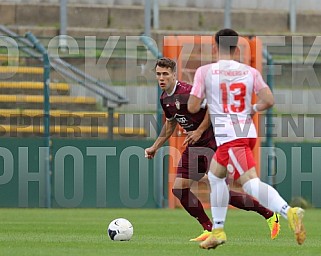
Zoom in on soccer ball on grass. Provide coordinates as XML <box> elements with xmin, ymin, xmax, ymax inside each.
<box><xmin>107</xmin><ymin>218</ymin><xmax>133</xmax><ymax>241</ymax></box>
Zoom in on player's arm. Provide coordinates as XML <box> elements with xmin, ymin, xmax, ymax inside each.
<box><xmin>252</xmin><ymin>71</ymin><xmax>275</xmax><ymax>113</ymax></box>
<box><xmin>187</xmin><ymin>94</ymin><xmax>203</xmax><ymax>114</ymax></box>
<box><xmin>252</xmin><ymin>87</ymin><xmax>274</xmax><ymax>113</ymax></box>
<box><xmin>195</xmin><ymin>107</ymin><xmax>211</xmax><ymax>134</ymax></box>
<box><xmin>252</xmin><ymin>83</ymin><xmax>274</xmax><ymax>114</ymax></box>
<box><xmin>183</xmin><ymin>107</ymin><xmax>211</xmax><ymax>145</ymax></box>
<box><xmin>145</xmin><ymin>119</ymin><xmax>177</xmax><ymax>159</ymax></box>
<box><xmin>188</xmin><ymin>66</ymin><xmax>206</xmax><ymax>114</ymax></box>
<box><xmin>153</xmin><ymin>118</ymin><xmax>177</xmax><ymax>149</ymax></box>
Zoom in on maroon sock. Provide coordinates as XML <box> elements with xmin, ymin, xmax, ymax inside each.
<box><xmin>172</xmin><ymin>188</ymin><xmax>212</xmax><ymax>231</ymax></box>
<box><xmin>229</xmin><ymin>190</ymin><xmax>274</xmax><ymax>219</ymax></box>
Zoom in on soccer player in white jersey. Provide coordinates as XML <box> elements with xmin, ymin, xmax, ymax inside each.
<box><xmin>188</xmin><ymin>28</ymin><xmax>306</xmax><ymax>249</ymax></box>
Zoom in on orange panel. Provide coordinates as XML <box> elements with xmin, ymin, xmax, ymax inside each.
<box><xmin>163</xmin><ymin>35</ymin><xmax>262</xmax><ymax>208</ymax></box>
<box><xmin>249</xmin><ymin>37</ymin><xmax>263</xmax><ymax>177</ymax></box>
<box><xmin>167</xmin><ymin>128</ymin><xmax>186</xmax><ymax>209</ymax></box>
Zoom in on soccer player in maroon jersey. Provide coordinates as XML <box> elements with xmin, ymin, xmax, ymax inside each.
<box><xmin>188</xmin><ymin>29</ymin><xmax>305</xmax><ymax>249</ymax></box>
<box><xmin>145</xmin><ymin>57</ymin><xmax>280</xmax><ymax>242</ymax></box>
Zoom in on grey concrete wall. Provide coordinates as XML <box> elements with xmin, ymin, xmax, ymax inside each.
<box><xmin>2</xmin><ymin>2</ymin><xmax>321</xmax><ymax>35</ymax></box>
<box><xmin>2</xmin><ymin>0</ymin><xmax>321</xmax><ymax>12</ymax></box>
<box><xmin>2</xmin><ymin>3</ymin><xmax>320</xmax><ymax>36</ymax></box>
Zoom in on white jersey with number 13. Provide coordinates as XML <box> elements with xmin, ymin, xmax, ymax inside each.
<box><xmin>191</xmin><ymin>60</ymin><xmax>269</xmax><ymax>146</ymax></box>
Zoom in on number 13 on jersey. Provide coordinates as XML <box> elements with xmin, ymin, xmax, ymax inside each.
<box><xmin>220</xmin><ymin>82</ymin><xmax>246</xmax><ymax>113</ymax></box>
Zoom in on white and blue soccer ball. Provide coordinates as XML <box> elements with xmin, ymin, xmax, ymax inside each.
<box><xmin>107</xmin><ymin>218</ymin><xmax>133</xmax><ymax>241</ymax></box>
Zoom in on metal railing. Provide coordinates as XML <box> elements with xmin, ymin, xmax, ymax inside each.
<box><xmin>0</xmin><ymin>25</ymin><xmax>130</xmax><ymax>140</ymax></box>
<box><xmin>0</xmin><ymin>25</ymin><xmax>129</xmax><ymax>107</ymax></box>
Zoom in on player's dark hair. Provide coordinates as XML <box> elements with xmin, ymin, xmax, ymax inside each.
<box><xmin>155</xmin><ymin>57</ymin><xmax>176</xmax><ymax>72</ymax></box>
<box><xmin>215</xmin><ymin>28</ymin><xmax>239</xmax><ymax>54</ymax></box>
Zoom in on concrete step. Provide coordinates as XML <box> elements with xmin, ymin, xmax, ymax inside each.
<box><xmin>0</xmin><ymin>124</ymin><xmax>147</xmax><ymax>138</ymax></box>
<box><xmin>0</xmin><ymin>109</ymin><xmax>151</xmax><ymax>139</ymax></box>
<box><xmin>0</xmin><ymin>81</ymin><xmax>70</xmax><ymax>95</ymax></box>
<box><xmin>0</xmin><ymin>66</ymin><xmax>45</xmax><ymax>82</ymax></box>
<box><xmin>0</xmin><ymin>94</ymin><xmax>97</xmax><ymax>111</ymax></box>
<box><xmin>0</xmin><ymin>66</ymin><xmax>43</xmax><ymax>74</ymax></box>
<box><xmin>0</xmin><ymin>109</ymin><xmax>120</xmax><ymax>126</ymax></box>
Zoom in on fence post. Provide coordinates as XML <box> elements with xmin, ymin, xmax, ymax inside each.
<box><xmin>25</xmin><ymin>32</ymin><xmax>51</xmax><ymax>208</ymax></box>
<box><xmin>139</xmin><ymin>35</ymin><xmax>165</xmax><ymax>207</ymax></box>
<box><xmin>224</xmin><ymin>0</ymin><xmax>232</xmax><ymax>28</ymax></box>
<box><xmin>139</xmin><ymin>35</ymin><xmax>163</xmax><ymax>136</ymax></box>
<box><xmin>59</xmin><ymin>0</ymin><xmax>68</xmax><ymax>49</ymax></box>
<box><xmin>107</xmin><ymin>107</ymin><xmax>114</xmax><ymax>140</ymax></box>
<box><xmin>144</xmin><ymin>0</ymin><xmax>151</xmax><ymax>37</ymax></box>
<box><xmin>263</xmin><ymin>49</ymin><xmax>276</xmax><ymax>187</ymax></box>
<box><xmin>289</xmin><ymin>0</ymin><xmax>297</xmax><ymax>33</ymax></box>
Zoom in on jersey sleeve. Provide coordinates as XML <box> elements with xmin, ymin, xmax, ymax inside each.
<box><xmin>200</xmin><ymin>98</ymin><xmax>207</xmax><ymax>109</ymax></box>
<box><xmin>190</xmin><ymin>66</ymin><xmax>206</xmax><ymax>99</ymax></box>
<box><xmin>160</xmin><ymin>98</ymin><xmax>175</xmax><ymax>121</ymax></box>
<box><xmin>252</xmin><ymin>68</ymin><xmax>269</xmax><ymax>94</ymax></box>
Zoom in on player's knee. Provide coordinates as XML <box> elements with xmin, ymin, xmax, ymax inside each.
<box><xmin>172</xmin><ymin>188</ymin><xmax>186</xmax><ymax>199</ymax></box>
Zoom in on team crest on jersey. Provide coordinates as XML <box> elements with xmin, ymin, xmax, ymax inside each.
<box><xmin>175</xmin><ymin>98</ymin><xmax>180</xmax><ymax>109</ymax></box>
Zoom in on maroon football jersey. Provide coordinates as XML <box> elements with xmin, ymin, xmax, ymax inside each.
<box><xmin>160</xmin><ymin>81</ymin><xmax>216</xmax><ymax>147</ymax></box>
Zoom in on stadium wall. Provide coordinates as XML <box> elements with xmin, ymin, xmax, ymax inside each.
<box><xmin>0</xmin><ymin>138</ymin><xmax>320</xmax><ymax>208</ymax></box>
<box><xmin>0</xmin><ymin>138</ymin><xmax>166</xmax><ymax>208</ymax></box>
<box><xmin>2</xmin><ymin>2</ymin><xmax>321</xmax><ymax>34</ymax></box>
<box><xmin>260</xmin><ymin>142</ymin><xmax>321</xmax><ymax>208</ymax></box>
<box><xmin>2</xmin><ymin>0</ymin><xmax>321</xmax><ymax>12</ymax></box>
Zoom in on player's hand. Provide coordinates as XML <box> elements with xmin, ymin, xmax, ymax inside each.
<box><xmin>145</xmin><ymin>147</ymin><xmax>156</xmax><ymax>159</ymax></box>
<box><xmin>183</xmin><ymin>130</ymin><xmax>202</xmax><ymax>145</ymax></box>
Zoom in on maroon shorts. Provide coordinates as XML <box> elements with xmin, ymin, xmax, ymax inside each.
<box><xmin>176</xmin><ymin>139</ymin><xmax>216</xmax><ymax>181</ymax></box>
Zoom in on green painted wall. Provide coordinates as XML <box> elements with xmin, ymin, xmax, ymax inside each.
<box><xmin>260</xmin><ymin>142</ymin><xmax>321</xmax><ymax>208</ymax></box>
<box><xmin>0</xmin><ymin>138</ymin><xmax>168</xmax><ymax>208</ymax></box>
<box><xmin>1</xmin><ymin>139</ymin><xmax>320</xmax><ymax>208</ymax></box>
<box><xmin>0</xmin><ymin>138</ymin><xmax>46</xmax><ymax>207</ymax></box>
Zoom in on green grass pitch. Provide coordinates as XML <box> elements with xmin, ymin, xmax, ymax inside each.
<box><xmin>0</xmin><ymin>208</ymin><xmax>320</xmax><ymax>256</ymax></box>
